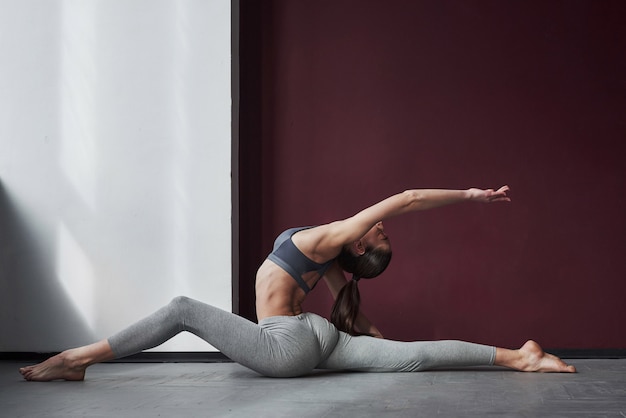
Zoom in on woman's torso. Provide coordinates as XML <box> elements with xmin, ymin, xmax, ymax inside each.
<box><xmin>255</xmin><ymin>227</ymin><xmax>333</xmax><ymax>320</ymax></box>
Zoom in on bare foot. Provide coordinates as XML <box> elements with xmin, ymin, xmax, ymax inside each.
<box><xmin>19</xmin><ymin>351</ymin><xmax>86</xmax><ymax>382</ymax></box>
<box><xmin>19</xmin><ymin>340</ymin><xmax>115</xmax><ymax>382</ymax></box>
<box><xmin>516</xmin><ymin>340</ymin><xmax>576</xmax><ymax>373</ymax></box>
<box><xmin>495</xmin><ymin>340</ymin><xmax>576</xmax><ymax>373</ymax></box>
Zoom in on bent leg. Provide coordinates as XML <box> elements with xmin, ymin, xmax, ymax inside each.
<box><xmin>22</xmin><ymin>296</ymin><xmax>321</xmax><ymax>381</ymax></box>
<box><xmin>318</xmin><ymin>333</ymin><xmax>495</xmax><ymax>372</ymax></box>
<box><xmin>107</xmin><ymin>296</ymin><xmax>254</xmax><ymax>359</ymax></box>
<box><xmin>108</xmin><ymin>296</ymin><xmax>320</xmax><ymax>376</ymax></box>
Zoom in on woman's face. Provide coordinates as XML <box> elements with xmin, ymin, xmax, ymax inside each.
<box><xmin>362</xmin><ymin>221</ymin><xmax>391</xmax><ymax>252</ymax></box>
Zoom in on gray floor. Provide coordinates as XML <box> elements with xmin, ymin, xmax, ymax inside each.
<box><xmin>1</xmin><ymin>359</ymin><xmax>625</xmax><ymax>417</ymax></box>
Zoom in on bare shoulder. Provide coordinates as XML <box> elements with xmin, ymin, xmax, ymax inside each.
<box><xmin>290</xmin><ymin>192</ymin><xmax>414</xmax><ymax>261</ymax></box>
<box><xmin>291</xmin><ymin>222</ymin><xmax>346</xmax><ymax>263</ymax></box>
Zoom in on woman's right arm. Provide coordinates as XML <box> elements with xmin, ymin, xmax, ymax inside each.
<box><xmin>299</xmin><ymin>186</ymin><xmax>510</xmax><ymax>262</ymax></box>
<box><xmin>323</xmin><ymin>186</ymin><xmax>510</xmax><ymax>248</ymax></box>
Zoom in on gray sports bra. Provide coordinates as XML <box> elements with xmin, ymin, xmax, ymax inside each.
<box><xmin>266</xmin><ymin>227</ymin><xmax>333</xmax><ymax>294</ymax></box>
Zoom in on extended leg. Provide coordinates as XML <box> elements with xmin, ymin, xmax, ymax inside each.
<box><xmin>318</xmin><ymin>333</ymin><xmax>496</xmax><ymax>372</ymax></box>
<box><xmin>317</xmin><ymin>333</ymin><xmax>575</xmax><ymax>373</ymax></box>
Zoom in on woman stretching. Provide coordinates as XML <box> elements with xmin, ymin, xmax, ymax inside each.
<box><xmin>20</xmin><ymin>186</ymin><xmax>576</xmax><ymax>381</ymax></box>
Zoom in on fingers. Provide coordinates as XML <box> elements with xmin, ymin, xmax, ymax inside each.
<box><xmin>488</xmin><ymin>185</ymin><xmax>511</xmax><ymax>202</ymax></box>
<box><xmin>469</xmin><ymin>186</ymin><xmax>511</xmax><ymax>202</ymax></box>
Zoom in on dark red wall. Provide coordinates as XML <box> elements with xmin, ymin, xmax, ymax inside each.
<box><xmin>239</xmin><ymin>0</ymin><xmax>626</xmax><ymax>349</ymax></box>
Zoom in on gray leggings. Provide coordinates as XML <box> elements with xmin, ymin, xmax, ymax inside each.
<box><xmin>108</xmin><ymin>296</ymin><xmax>496</xmax><ymax>377</ymax></box>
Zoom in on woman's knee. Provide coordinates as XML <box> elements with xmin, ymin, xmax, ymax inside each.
<box><xmin>163</xmin><ymin>296</ymin><xmax>197</xmax><ymax>328</ymax></box>
<box><xmin>170</xmin><ymin>295</ymin><xmax>191</xmax><ymax>304</ymax></box>
<box><xmin>169</xmin><ymin>295</ymin><xmax>195</xmax><ymax>311</ymax></box>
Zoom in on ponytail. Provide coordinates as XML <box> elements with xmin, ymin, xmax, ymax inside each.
<box><xmin>330</xmin><ymin>277</ymin><xmax>361</xmax><ymax>335</ymax></box>
<box><xmin>330</xmin><ymin>245</ymin><xmax>392</xmax><ymax>335</ymax></box>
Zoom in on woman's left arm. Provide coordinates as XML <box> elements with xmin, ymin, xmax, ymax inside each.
<box><xmin>353</xmin><ymin>311</ymin><xmax>383</xmax><ymax>338</ymax></box>
<box><xmin>323</xmin><ymin>262</ymin><xmax>384</xmax><ymax>338</ymax></box>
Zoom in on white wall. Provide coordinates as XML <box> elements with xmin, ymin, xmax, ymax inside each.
<box><xmin>0</xmin><ymin>0</ymin><xmax>232</xmax><ymax>352</ymax></box>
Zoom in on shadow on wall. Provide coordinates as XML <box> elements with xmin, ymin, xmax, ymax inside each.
<box><xmin>0</xmin><ymin>180</ymin><xmax>94</xmax><ymax>353</ymax></box>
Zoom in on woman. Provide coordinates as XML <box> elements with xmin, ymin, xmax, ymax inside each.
<box><xmin>19</xmin><ymin>186</ymin><xmax>576</xmax><ymax>381</ymax></box>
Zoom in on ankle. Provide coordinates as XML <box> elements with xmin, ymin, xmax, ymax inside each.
<box><xmin>58</xmin><ymin>349</ymin><xmax>88</xmax><ymax>370</ymax></box>
<box><xmin>495</xmin><ymin>346</ymin><xmax>532</xmax><ymax>371</ymax></box>
<box><xmin>68</xmin><ymin>340</ymin><xmax>115</xmax><ymax>368</ymax></box>
<box><xmin>512</xmin><ymin>350</ymin><xmax>532</xmax><ymax>371</ymax></box>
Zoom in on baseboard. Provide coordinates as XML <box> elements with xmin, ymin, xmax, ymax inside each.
<box><xmin>547</xmin><ymin>349</ymin><xmax>626</xmax><ymax>359</ymax></box>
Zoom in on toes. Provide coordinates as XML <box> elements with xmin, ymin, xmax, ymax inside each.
<box><xmin>21</xmin><ymin>367</ymin><xmax>38</xmax><ymax>380</ymax></box>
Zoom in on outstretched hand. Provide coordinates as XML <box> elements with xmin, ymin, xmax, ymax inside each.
<box><xmin>468</xmin><ymin>185</ymin><xmax>511</xmax><ymax>203</ymax></box>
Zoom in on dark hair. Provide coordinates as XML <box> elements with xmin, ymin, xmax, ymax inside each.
<box><xmin>330</xmin><ymin>246</ymin><xmax>392</xmax><ymax>335</ymax></box>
